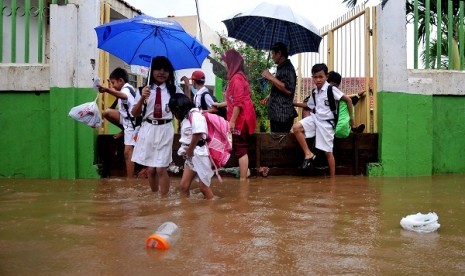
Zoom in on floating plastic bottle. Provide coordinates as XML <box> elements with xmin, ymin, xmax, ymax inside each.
<box><xmin>146</xmin><ymin>221</ymin><xmax>180</xmax><ymax>250</ymax></box>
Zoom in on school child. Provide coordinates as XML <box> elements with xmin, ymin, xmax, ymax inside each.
<box><xmin>292</xmin><ymin>63</ymin><xmax>355</xmax><ymax>177</ymax></box>
<box><xmin>131</xmin><ymin>56</ymin><xmax>183</xmax><ymax>195</ymax></box>
<box><xmin>168</xmin><ymin>93</ymin><xmax>214</xmax><ymax>199</ymax></box>
<box><xmin>327</xmin><ymin>71</ymin><xmax>365</xmax><ymax>133</ymax></box>
<box><xmin>190</xmin><ymin>71</ymin><xmax>214</xmax><ymax>110</ymax></box>
<box><xmin>98</xmin><ymin>67</ymin><xmax>139</xmax><ymax>178</ymax></box>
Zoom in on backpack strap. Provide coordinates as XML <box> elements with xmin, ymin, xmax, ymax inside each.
<box><xmin>110</xmin><ymin>98</ymin><xmax>118</xmax><ymax>109</ymax></box>
<box><xmin>327</xmin><ymin>85</ymin><xmax>337</xmax><ymax>114</ymax></box>
<box><xmin>326</xmin><ymin>85</ymin><xmax>338</xmax><ymax>129</ymax></box>
<box><xmin>122</xmin><ymin>86</ymin><xmax>137</xmax><ymax>129</ymax></box>
<box><xmin>200</xmin><ymin>90</ymin><xmax>210</xmax><ymax>110</ymax></box>
<box><xmin>311</xmin><ymin>88</ymin><xmax>317</xmax><ymax>113</ymax></box>
<box><xmin>188</xmin><ymin>109</ymin><xmax>223</xmax><ymax>182</ymax></box>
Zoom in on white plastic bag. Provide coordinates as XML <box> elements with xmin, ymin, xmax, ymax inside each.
<box><xmin>400</xmin><ymin>212</ymin><xmax>440</xmax><ymax>233</ymax></box>
<box><xmin>68</xmin><ymin>95</ymin><xmax>102</xmax><ymax>128</ymax></box>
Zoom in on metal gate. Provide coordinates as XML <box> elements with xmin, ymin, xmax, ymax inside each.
<box><xmin>296</xmin><ymin>4</ymin><xmax>378</xmax><ymax>133</ymax></box>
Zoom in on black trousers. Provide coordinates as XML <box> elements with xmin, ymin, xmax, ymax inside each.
<box><xmin>270</xmin><ymin>119</ymin><xmax>294</xmax><ymax>133</ymax></box>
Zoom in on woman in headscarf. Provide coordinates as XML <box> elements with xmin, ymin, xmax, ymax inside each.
<box><xmin>221</xmin><ymin>49</ymin><xmax>257</xmax><ymax>181</ymax></box>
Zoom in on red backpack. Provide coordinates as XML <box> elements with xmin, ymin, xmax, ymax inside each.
<box><xmin>189</xmin><ymin>110</ymin><xmax>232</xmax><ymax>181</ymax></box>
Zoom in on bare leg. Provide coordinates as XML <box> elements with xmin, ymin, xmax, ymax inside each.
<box><xmin>292</xmin><ymin>122</ymin><xmax>315</xmax><ymax>159</ymax></box>
<box><xmin>103</xmin><ymin>109</ymin><xmax>124</xmax><ymax>138</ymax></box>
<box><xmin>325</xmin><ymin>152</ymin><xmax>336</xmax><ymax>177</ymax></box>
<box><xmin>199</xmin><ymin>182</ymin><xmax>214</xmax><ymax>200</ymax></box>
<box><xmin>238</xmin><ymin>154</ymin><xmax>249</xmax><ymax>181</ymax></box>
<box><xmin>156</xmin><ymin>167</ymin><xmax>170</xmax><ymax>196</ymax></box>
<box><xmin>147</xmin><ymin>167</ymin><xmax>158</xmax><ymax>192</ymax></box>
<box><xmin>124</xmin><ymin>145</ymin><xmax>135</xmax><ymax>178</ymax></box>
<box><xmin>179</xmin><ymin>164</ymin><xmax>196</xmax><ymax>197</ymax></box>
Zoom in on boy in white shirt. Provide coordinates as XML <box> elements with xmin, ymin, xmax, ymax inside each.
<box><xmin>98</xmin><ymin>67</ymin><xmax>139</xmax><ymax>178</ymax></box>
<box><xmin>292</xmin><ymin>63</ymin><xmax>355</xmax><ymax>177</ymax></box>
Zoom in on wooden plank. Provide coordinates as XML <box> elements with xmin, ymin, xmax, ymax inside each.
<box><xmin>96</xmin><ymin>133</ymin><xmax>379</xmax><ymax>177</ymax></box>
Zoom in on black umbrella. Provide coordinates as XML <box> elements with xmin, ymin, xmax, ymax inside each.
<box><xmin>223</xmin><ymin>2</ymin><xmax>322</xmax><ymax>56</ymax></box>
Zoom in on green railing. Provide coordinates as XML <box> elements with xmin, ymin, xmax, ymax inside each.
<box><xmin>1</xmin><ymin>0</ymin><xmax>67</xmax><ymax>64</ymax></box>
<box><xmin>411</xmin><ymin>0</ymin><xmax>465</xmax><ymax>70</ymax></box>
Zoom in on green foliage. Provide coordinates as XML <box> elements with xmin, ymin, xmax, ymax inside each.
<box><xmin>210</xmin><ymin>34</ymin><xmax>272</xmax><ymax>132</ymax></box>
<box><xmin>406</xmin><ymin>0</ymin><xmax>463</xmax><ymax>69</ymax></box>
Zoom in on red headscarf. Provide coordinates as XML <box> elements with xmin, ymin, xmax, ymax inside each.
<box><xmin>221</xmin><ymin>49</ymin><xmax>246</xmax><ymax>80</ymax></box>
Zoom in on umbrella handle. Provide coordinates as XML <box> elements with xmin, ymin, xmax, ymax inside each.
<box><xmin>147</xmin><ymin>66</ymin><xmax>151</xmax><ymax>86</ymax></box>
<box><xmin>266</xmin><ymin>53</ymin><xmax>271</xmax><ymax>68</ymax></box>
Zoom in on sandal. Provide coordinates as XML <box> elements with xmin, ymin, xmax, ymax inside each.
<box><xmin>351</xmin><ymin>124</ymin><xmax>365</xmax><ymax>133</ymax></box>
<box><xmin>299</xmin><ymin>154</ymin><xmax>316</xmax><ymax>170</ymax></box>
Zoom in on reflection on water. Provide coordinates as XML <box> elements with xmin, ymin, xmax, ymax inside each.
<box><xmin>1</xmin><ymin>175</ymin><xmax>465</xmax><ymax>275</ymax></box>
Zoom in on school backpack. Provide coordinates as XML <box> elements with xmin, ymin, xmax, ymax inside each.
<box><xmin>110</xmin><ymin>86</ymin><xmax>144</xmax><ymax>129</ymax></box>
<box><xmin>189</xmin><ymin>110</ymin><xmax>232</xmax><ymax>182</ymax></box>
<box><xmin>312</xmin><ymin>85</ymin><xmax>351</xmax><ymax>138</ymax></box>
<box><xmin>199</xmin><ymin>90</ymin><xmax>227</xmax><ymax>120</ymax></box>
<box><xmin>125</xmin><ymin>86</ymin><xmax>144</xmax><ymax>128</ymax></box>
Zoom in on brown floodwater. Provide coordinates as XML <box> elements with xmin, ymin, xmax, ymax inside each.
<box><xmin>1</xmin><ymin>175</ymin><xmax>464</xmax><ymax>275</ymax></box>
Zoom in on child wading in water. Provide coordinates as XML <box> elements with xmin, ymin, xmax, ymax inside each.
<box><xmin>131</xmin><ymin>56</ymin><xmax>183</xmax><ymax>195</ymax></box>
<box><xmin>98</xmin><ymin>67</ymin><xmax>139</xmax><ymax>178</ymax></box>
<box><xmin>169</xmin><ymin>93</ymin><xmax>214</xmax><ymax>199</ymax></box>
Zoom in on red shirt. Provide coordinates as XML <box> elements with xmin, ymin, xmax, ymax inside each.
<box><xmin>226</xmin><ymin>72</ymin><xmax>257</xmax><ymax>134</ymax></box>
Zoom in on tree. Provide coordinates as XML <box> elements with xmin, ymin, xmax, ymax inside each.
<box><xmin>346</xmin><ymin>0</ymin><xmax>462</xmax><ymax>69</ymax></box>
<box><xmin>210</xmin><ymin>34</ymin><xmax>271</xmax><ymax>132</ymax></box>
<box><xmin>405</xmin><ymin>0</ymin><xmax>462</xmax><ymax>69</ymax></box>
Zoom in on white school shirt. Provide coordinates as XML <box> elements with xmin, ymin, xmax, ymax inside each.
<box><xmin>193</xmin><ymin>86</ymin><xmax>214</xmax><ymax>110</ymax></box>
<box><xmin>179</xmin><ymin>108</ymin><xmax>209</xmax><ymax>156</ymax></box>
<box><xmin>307</xmin><ymin>82</ymin><xmax>344</xmax><ymax>121</ymax></box>
<box><xmin>119</xmin><ymin>83</ymin><xmax>138</xmax><ymax>118</ymax></box>
<box><xmin>145</xmin><ymin>83</ymin><xmax>183</xmax><ymax>120</ymax></box>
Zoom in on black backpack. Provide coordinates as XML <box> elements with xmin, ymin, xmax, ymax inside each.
<box><xmin>311</xmin><ymin>85</ymin><xmax>338</xmax><ymax>128</ymax></box>
<box><xmin>200</xmin><ymin>90</ymin><xmax>227</xmax><ymax>120</ymax></box>
<box><xmin>311</xmin><ymin>85</ymin><xmax>351</xmax><ymax>138</ymax></box>
<box><xmin>123</xmin><ymin>86</ymin><xmax>144</xmax><ymax>129</ymax></box>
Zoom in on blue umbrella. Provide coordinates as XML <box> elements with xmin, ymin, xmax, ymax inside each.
<box><xmin>94</xmin><ymin>15</ymin><xmax>210</xmax><ymax>70</ymax></box>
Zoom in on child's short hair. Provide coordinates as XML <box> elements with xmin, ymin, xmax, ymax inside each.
<box><xmin>109</xmin><ymin>67</ymin><xmax>129</xmax><ymax>83</ymax></box>
<box><xmin>168</xmin><ymin>93</ymin><xmax>194</xmax><ymax>120</ymax></box>
<box><xmin>328</xmin><ymin>71</ymin><xmax>342</xmax><ymax>86</ymax></box>
<box><xmin>311</xmin><ymin>63</ymin><xmax>328</xmax><ymax>75</ymax></box>
<box><xmin>271</xmin><ymin>42</ymin><xmax>289</xmax><ymax>58</ymax></box>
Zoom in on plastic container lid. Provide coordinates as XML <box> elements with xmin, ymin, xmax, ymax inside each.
<box><xmin>145</xmin><ymin>234</ymin><xmax>169</xmax><ymax>250</ymax></box>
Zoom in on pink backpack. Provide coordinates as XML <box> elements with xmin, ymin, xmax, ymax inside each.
<box><xmin>189</xmin><ymin>110</ymin><xmax>232</xmax><ymax>181</ymax></box>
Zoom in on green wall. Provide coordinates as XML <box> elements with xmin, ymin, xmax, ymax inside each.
<box><xmin>0</xmin><ymin>92</ymin><xmax>51</xmax><ymax>178</ymax></box>
<box><xmin>0</xmin><ymin>88</ymin><xmax>99</xmax><ymax>179</ymax></box>
<box><xmin>432</xmin><ymin>96</ymin><xmax>465</xmax><ymax>174</ymax></box>
<box><xmin>377</xmin><ymin>91</ymin><xmax>465</xmax><ymax>176</ymax></box>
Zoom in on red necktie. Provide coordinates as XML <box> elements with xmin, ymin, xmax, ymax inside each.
<box><xmin>154</xmin><ymin>87</ymin><xmax>162</xmax><ymax>118</ymax></box>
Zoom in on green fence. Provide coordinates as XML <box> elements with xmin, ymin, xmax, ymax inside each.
<box><xmin>410</xmin><ymin>0</ymin><xmax>465</xmax><ymax>70</ymax></box>
<box><xmin>1</xmin><ymin>0</ymin><xmax>68</xmax><ymax>63</ymax></box>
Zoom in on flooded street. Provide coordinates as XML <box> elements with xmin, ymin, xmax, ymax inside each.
<box><xmin>1</xmin><ymin>175</ymin><xmax>465</xmax><ymax>275</ymax></box>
